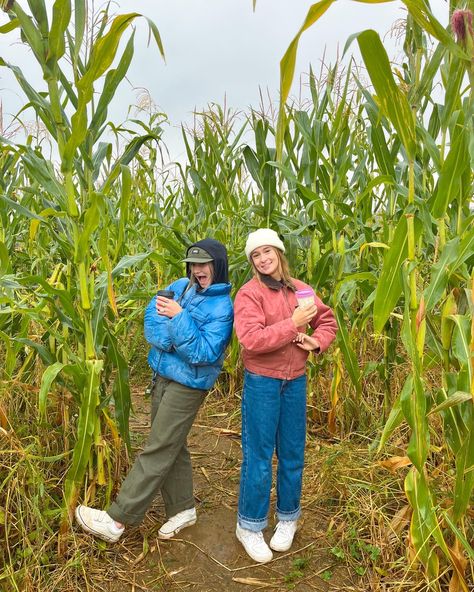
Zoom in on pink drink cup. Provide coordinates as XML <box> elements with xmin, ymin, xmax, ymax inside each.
<box><xmin>295</xmin><ymin>289</ymin><xmax>315</xmax><ymax>309</ymax></box>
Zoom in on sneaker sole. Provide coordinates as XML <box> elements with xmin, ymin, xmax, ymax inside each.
<box><xmin>158</xmin><ymin>517</ymin><xmax>197</xmax><ymax>539</ymax></box>
<box><xmin>74</xmin><ymin>506</ymin><xmax>121</xmax><ymax>543</ymax></box>
<box><xmin>236</xmin><ymin>528</ymin><xmax>273</xmax><ymax>563</ymax></box>
<box><xmin>269</xmin><ymin>539</ymin><xmax>293</xmax><ymax>552</ymax></box>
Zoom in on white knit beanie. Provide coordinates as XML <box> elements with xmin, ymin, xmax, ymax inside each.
<box><xmin>245</xmin><ymin>228</ymin><xmax>285</xmax><ymax>261</ymax></box>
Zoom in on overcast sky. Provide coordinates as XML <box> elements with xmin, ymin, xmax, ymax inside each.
<box><xmin>0</xmin><ymin>0</ymin><xmax>448</xmax><ymax>160</ymax></box>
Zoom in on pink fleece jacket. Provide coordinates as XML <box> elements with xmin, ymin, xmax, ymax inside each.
<box><xmin>234</xmin><ymin>277</ymin><xmax>337</xmax><ymax>380</ymax></box>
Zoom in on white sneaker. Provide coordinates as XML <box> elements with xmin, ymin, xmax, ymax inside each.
<box><xmin>158</xmin><ymin>507</ymin><xmax>197</xmax><ymax>539</ymax></box>
<box><xmin>236</xmin><ymin>523</ymin><xmax>273</xmax><ymax>563</ymax></box>
<box><xmin>75</xmin><ymin>505</ymin><xmax>124</xmax><ymax>543</ymax></box>
<box><xmin>269</xmin><ymin>520</ymin><xmax>298</xmax><ymax>551</ymax></box>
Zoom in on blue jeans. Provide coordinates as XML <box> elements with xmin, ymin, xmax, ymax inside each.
<box><xmin>238</xmin><ymin>370</ymin><xmax>307</xmax><ymax>532</ymax></box>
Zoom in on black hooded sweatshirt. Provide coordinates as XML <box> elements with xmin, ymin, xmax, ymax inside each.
<box><xmin>185</xmin><ymin>238</ymin><xmax>229</xmax><ymax>285</ymax></box>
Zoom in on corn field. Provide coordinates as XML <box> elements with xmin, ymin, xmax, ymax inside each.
<box><xmin>0</xmin><ymin>0</ymin><xmax>472</xmax><ymax>591</ymax></box>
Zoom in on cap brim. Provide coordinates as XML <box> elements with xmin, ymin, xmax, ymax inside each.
<box><xmin>182</xmin><ymin>257</ymin><xmax>214</xmax><ymax>263</ymax></box>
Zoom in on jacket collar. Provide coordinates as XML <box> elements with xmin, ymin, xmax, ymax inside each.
<box><xmin>261</xmin><ymin>275</ymin><xmax>285</xmax><ymax>291</ymax></box>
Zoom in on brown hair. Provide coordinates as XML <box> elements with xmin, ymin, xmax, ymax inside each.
<box><xmin>250</xmin><ymin>248</ymin><xmax>296</xmax><ymax>290</ymax></box>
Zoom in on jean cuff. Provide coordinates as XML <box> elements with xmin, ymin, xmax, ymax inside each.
<box><xmin>276</xmin><ymin>506</ymin><xmax>301</xmax><ymax>522</ymax></box>
<box><xmin>238</xmin><ymin>513</ymin><xmax>268</xmax><ymax>532</ymax></box>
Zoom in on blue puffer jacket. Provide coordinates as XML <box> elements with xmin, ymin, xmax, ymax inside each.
<box><xmin>144</xmin><ymin>277</ymin><xmax>233</xmax><ymax>390</ymax></box>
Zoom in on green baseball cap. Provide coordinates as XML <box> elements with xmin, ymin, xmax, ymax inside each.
<box><xmin>183</xmin><ymin>246</ymin><xmax>214</xmax><ymax>263</ymax></box>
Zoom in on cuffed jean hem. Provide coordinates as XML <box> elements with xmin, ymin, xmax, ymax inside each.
<box><xmin>238</xmin><ymin>513</ymin><xmax>268</xmax><ymax>532</ymax></box>
<box><xmin>165</xmin><ymin>498</ymin><xmax>195</xmax><ymax>519</ymax></box>
<box><xmin>276</xmin><ymin>506</ymin><xmax>301</xmax><ymax>522</ymax></box>
<box><xmin>107</xmin><ymin>502</ymin><xmax>143</xmax><ymax>526</ymax></box>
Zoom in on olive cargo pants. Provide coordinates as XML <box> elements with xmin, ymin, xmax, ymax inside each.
<box><xmin>107</xmin><ymin>376</ymin><xmax>206</xmax><ymax>525</ymax></box>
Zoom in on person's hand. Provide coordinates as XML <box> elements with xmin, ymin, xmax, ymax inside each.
<box><xmin>156</xmin><ymin>296</ymin><xmax>182</xmax><ymax>318</ymax></box>
<box><xmin>293</xmin><ymin>332</ymin><xmax>320</xmax><ymax>352</ymax></box>
<box><xmin>291</xmin><ymin>303</ymin><xmax>317</xmax><ymax>327</ymax></box>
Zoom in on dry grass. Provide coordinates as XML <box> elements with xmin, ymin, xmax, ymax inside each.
<box><xmin>0</xmin><ymin>361</ymin><xmax>472</xmax><ymax>591</ymax></box>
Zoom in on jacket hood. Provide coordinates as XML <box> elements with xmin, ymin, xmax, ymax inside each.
<box><xmin>185</xmin><ymin>238</ymin><xmax>229</xmax><ymax>284</ymax></box>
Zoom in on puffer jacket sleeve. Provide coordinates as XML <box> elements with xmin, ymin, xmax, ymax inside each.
<box><xmin>168</xmin><ymin>303</ymin><xmax>233</xmax><ymax>365</ymax></box>
<box><xmin>309</xmin><ymin>294</ymin><xmax>338</xmax><ymax>352</ymax></box>
<box><xmin>234</xmin><ymin>287</ymin><xmax>298</xmax><ymax>353</ymax></box>
<box><xmin>144</xmin><ymin>296</ymin><xmax>173</xmax><ymax>351</ymax></box>
<box><xmin>144</xmin><ymin>280</ymin><xmax>186</xmax><ymax>351</ymax></box>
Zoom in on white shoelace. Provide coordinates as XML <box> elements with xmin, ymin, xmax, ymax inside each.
<box><xmin>95</xmin><ymin>512</ymin><xmax>111</xmax><ymax>523</ymax></box>
<box><xmin>245</xmin><ymin>530</ymin><xmax>266</xmax><ymax>546</ymax></box>
<box><xmin>275</xmin><ymin>521</ymin><xmax>295</xmax><ymax>536</ymax></box>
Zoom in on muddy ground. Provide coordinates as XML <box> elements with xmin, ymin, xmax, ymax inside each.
<box><xmin>80</xmin><ymin>385</ymin><xmax>363</xmax><ymax>592</ymax></box>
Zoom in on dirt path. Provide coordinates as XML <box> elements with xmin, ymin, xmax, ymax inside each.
<box><xmin>99</xmin><ymin>386</ymin><xmax>359</xmax><ymax>592</ymax></box>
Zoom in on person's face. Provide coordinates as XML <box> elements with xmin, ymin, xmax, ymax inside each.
<box><xmin>250</xmin><ymin>245</ymin><xmax>281</xmax><ymax>280</ymax></box>
<box><xmin>191</xmin><ymin>262</ymin><xmax>213</xmax><ymax>288</ymax></box>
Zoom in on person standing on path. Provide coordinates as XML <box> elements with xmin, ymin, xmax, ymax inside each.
<box><xmin>75</xmin><ymin>238</ymin><xmax>234</xmax><ymax>542</ymax></box>
<box><xmin>234</xmin><ymin>228</ymin><xmax>337</xmax><ymax>563</ymax></box>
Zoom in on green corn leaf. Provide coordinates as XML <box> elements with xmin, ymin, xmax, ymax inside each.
<box><xmin>443</xmin><ymin>511</ymin><xmax>474</xmax><ymax>560</ymax></box>
<box><xmin>0</xmin><ymin>194</ymin><xmax>45</xmax><ymax>221</ymax></box>
<box><xmin>0</xmin><ymin>17</ymin><xmax>19</xmax><ymax>33</ymax></box>
<box><xmin>18</xmin><ymin>275</ymin><xmax>78</xmax><ymax>326</ymax></box>
<box><xmin>377</xmin><ymin>375</ymin><xmax>412</xmax><ymax>452</ymax></box>
<box><xmin>13</xmin><ymin>337</ymin><xmax>55</xmax><ymax>366</ymax></box>
<box><xmin>432</xmin><ymin>126</ymin><xmax>468</xmax><ymax>219</ymax></box>
<box><xmin>277</xmin><ymin>0</ymin><xmax>333</xmax><ymax>159</ymax></box>
<box><xmin>91</xmin><ymin>142</ymin><xmax>112</xmax><ymax>182</ymax></box>
<box><xmin>64</xmin><ymin>13</ymin><xmax>141</xmax><ymax>166</ymax></box>
<box><xmin>297</xmin><ymin>185</ymin><xmax>336</xmax><ymax>228</ymax></box>
<box><xmin>64</xmin><ymin>359</ymin><xmax>103</xmax><ymax>510</ymax></box>
<box><xmin>335</xmin><ymin>272</ymin><xmax>377</xmax><ymax>302</ymax></box>
<box><xmin>0</xmin><ymin>329</ymin><xmax>15</xmax><ymax>377</ymax></box>
<box><xmin>38</xmin><ymin>361</ymin><xmax>65</xmax><ymax>419</ymax></box>
<box><xmin>73</xmin><ymin>0</ymin><xmax>85</xmax><ymax>63</ymax></box>
<box><xmin>425</xmin><ymin>228</ymin><xmax>474</xmax><ymax>311</ymax></box>
<box><xmin>21</xmin><ymin>150</ymin><xmax>67</xmax><ymax>201</ymax></box>
<box><xmin>114</xmin><ymin>165</ymin><xmax>131</xmax><ymax>260</ymax></box>
<box><xmin>89</xmin><ymin>33</ymin><xmax>135</xmax><ymax>136</ymax></box>
<box><xmin>243</xmin><ymin>146</ymin><xmax>263</xmax><ymax>190</ymax></box>
<box><xmin>373</xmin><ymin>214</ymin><xmax>421</xmax><ymax>334</ymax></box>
<box><xmin>46</xmin><ymin>0</ymin><xmax>71</xmax><ymax>68</ymax></box>
<box><xmin>412</xmin><ymin>41</ymin><xmax>445</xmax><ymax>106</ymax></box>
<box><xmin>105</xmin><ymin>329</ymin><xmax>131</xmax><ymax>451</ymax></box>
<box><xmin>402</xmin><ymin>0</ymin><xmax>465</xmax><ymax>58</ymax></box>
<box><xmin>0</xmin><ymin>60</ymin><xmax>56</xmax><ymax>136</ymax></box>
<box><xmin>27</xmin><ymin>0</ymin><xmax>48</xmax><ymax>34</ymax></box>
<box><xmin>354</xmin><ymin>29</ymin><xmax>415</xmax><ymax>159</ymax></box>
<box><xmin>428</xmin><ymin>391</ymin><xmax>472</xmax><ymax>416</ymax></box>
<box><xmin>400</xmin><ymin>274</ymin><xmax>429</xmax><ymax>473</ymax></box>
<box><xmin>440</xmin><ymin>59</ymin><xmax>464</xmax><ymax>132</ymax></box>
<box><xmin>424</xmin><ymin>237</ymin><xmax>460</xmax><ymax>311</ymax></box>
<box><xmin>101</xmin><ymin>133</ymin><xmax>160</xmax><ymax>193</ymax></box>
<box><xmin>80</xmin><ymin>13</ymin><xmax>140</xmax><ymax>91</ymax></box>
<box><xmin>143</xmin><ymin>16</ymin><xmax>165</xmax><ymax>59</ymax></box>
<box><xmin>75</xmin><ymin>194</ymin><xmax>101</xmax><ymax>262</ymax></box>
<box><xmin>335</xmin><ymin>305</ymin><xmax>361</xmax><ymax>396</ymax></box>
<box><xmin>13</xmin><ymin>2</ymin><xmax>44</xmax><ymax>63</ymax></box>
<box><xmin>356</xmin><ymin>175</ymin><xmax>395</xmax><ymax>207</ymax></box>
<box><xmin>91</xmin><ymin>281</ymin><xmax>108</xmax><ymax>353</ymax></box>
<box><xmin>433</xmin><ymin>387</ymin><xmax>468</xmax><ymax>456</ymax></box>
<box><xmin>404</xmin><ymin>468</ymin><xmax>449</xmax><ymax>579</ymax></box>
<box><xmin>453</xmin><ymin>412</ymin><xmax>474</xmax><ymax>526</ymax></box>
<box><xmin>450</xmin><ymin>316</ymin><xmax>472</xmax><ymax>380</ymax></box>
<box><xmin>111</xmin><ymin>252</ymin><xmax>152</xmax><ymax>280</ymax></box>
<box><xmin>0</xmin><ymin>241</ymin><xmax>11</xmax><ymax>276</ymax></box>
<box><xmin>98</xmin><ymin>226</ymin><xmax>118</xmax><ymax>317</ymax></box>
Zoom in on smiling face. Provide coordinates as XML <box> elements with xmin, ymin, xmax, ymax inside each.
<box><xmin>191</xmin><ymin>262</ymin><xmax>214</xmax><ymax>288</ymax></box>
<box><xmin>250</xmin><ymin>245</ymin><xmax>281</xmax><ymax>280</ymax></box>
